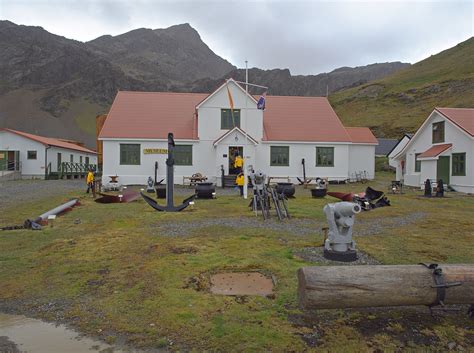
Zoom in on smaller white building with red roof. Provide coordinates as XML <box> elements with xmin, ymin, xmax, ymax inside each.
<box><xmin>392</xmin><ymin>108</ymin><xmax>474</xmax><ymax>193</ymax></box>
<box><xmin>99</xmin><ymin>79</ymin><xmax>377</xmax><ymax>186</ymax></box>
<box><xmin>0</xmin><ymin>128</ymin><xmax>97</xmax><ymax>179</ymax></box>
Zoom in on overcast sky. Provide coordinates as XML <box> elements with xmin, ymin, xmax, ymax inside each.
<box><xmin>1</xmin><ymin>0</ymin><xmax>473</xmax><ymax>74</ymax></box>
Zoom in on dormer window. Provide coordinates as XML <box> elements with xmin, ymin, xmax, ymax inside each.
<box><xmin>221</xmin><ymin>109</ymin><xmax>240</xmax><ymax>129</ymax></box>
<box><xmin>432</xmin><ymin>121</ymin><xmax>445</xmax><ymax>143</ymax></box>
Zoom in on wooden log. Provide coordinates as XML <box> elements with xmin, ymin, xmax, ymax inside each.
<box><xmin>298</xmin><ymin>264</ymin><xmax>474</xmax><ymax>310</ymax></box>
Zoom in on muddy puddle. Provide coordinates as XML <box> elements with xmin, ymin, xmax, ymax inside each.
<box><xmin>210</xmin><ymin>272</ymin><xmax>274</xmax><ymax>296</ymax></box>
<box><xmin>0</xmin><ymin>313</ymin><xmax>140</xmax><ymax>353</ymax></box>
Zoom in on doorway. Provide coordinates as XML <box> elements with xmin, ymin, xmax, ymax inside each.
<box><xmin>57</xmin><ymin>153</ymin><xmax>62</xmax><ymax>171</ymax></box>
<box><xmin>0</xmin><ymin>151</ymin><xmax>6</xmax><ymax>171</ymax></box>
<box><xmin>7</xmin><ymin>151</ymin><xmax>19</xmax><ymax>171</ymax></box>
<box><xmin>228</xmin><ymin>146</ymin><xmax>243</xmax><ymax>175</ymax></box>
<box><xmin>437</xmin><ymin>156</ymin><xmax>450</xmax><ymax>185</ymax></box>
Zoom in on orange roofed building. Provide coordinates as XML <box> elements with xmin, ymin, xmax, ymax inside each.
<box><xmin>99</xmin><ymin>79</ymin><xmax>377</xmax><ymax>185</ymax></box>
<box><xmin>0</xmin><ymin>128</ymin><xmax>97</xmax><ymax>179</ymax></box>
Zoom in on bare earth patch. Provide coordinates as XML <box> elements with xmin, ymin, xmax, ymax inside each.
<box><xmin>210</xmin><ymin>272</ymin><xmax>274</xmax><ymax>297</ymax></box>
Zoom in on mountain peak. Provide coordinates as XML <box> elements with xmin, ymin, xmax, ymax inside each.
<box><xmin>155</xmin><ymin>23</ymin><xmax>201</xmax><ymax>41</ymax></box>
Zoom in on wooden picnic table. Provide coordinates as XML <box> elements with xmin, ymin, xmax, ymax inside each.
<box><xmin>267</xmin><ymin>176</ymin><xmax>291</xmax><ymax>186</ymax></box>
<box><xmin>183</xmin><ymin>173</ymin><xmax>208</xmax><ymax>186</ymax></box>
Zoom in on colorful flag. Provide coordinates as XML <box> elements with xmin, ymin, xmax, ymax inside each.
<box><xmin>226</xmin><ymin>84</ymin><xmax>234</xmax><ymax>111</ymax></box>
<box><xmin>257</xmin><ymin>91</ymin><xmax>266</xmax><ymax>110</ymax></box>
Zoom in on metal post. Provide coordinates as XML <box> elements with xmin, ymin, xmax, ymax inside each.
<box><xmin>166</xmin><ymin>134</ymin><xmax>175</xmax><ymax>208</ymax></box>
<box><xmin>244</xmin><ymin>60</ymin><xmax>249</xmax><ymax>199</ymax></box>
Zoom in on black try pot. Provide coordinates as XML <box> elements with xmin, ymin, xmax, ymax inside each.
<box><xmin>155</xmin><ymin>184</ymin><xmax>166</xmax><ymax>199</ymax></box>
<box><xmin>276</xmin><ymin>182</ymin><xmax>296</xmax><ymax>198</ymax></box>
<box><xmin>195</xmin><ymin>182</ymin><xmax>215</xmax><ymax>199</ymax></box>
<box><xmin>311</xmin><ymin>188</ymin><xmax>327</xmax><ymax>198</ymax></box>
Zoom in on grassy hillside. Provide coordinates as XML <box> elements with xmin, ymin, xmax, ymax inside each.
<box><xmin>330</xmin><ymin>37</ymin><xmax>474</xmax><ymax>137</ymax></box>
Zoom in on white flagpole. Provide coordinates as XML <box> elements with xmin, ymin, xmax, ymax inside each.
<box><xmin>243</xmin><ymin>60</ymin><xmax>249</xmax><ymax>199</ymax></box>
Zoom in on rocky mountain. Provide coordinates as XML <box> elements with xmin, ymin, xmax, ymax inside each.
<box><xmin>185</xmin><ymin>62</ymin><xmax>410</xmax><ymax>96</ymax></box>
<box><xmin>0</xmin><ymin>20</ymin><xmax>412</xmax><ymax>147</ymax></box>
<box><xmin>87</xmin><ymin>23</ymin><xmax>234</xmax><ymax>83</ymax></box>
<box><xmin>330</xmin><ymin>36</ymin><xmax>474</xmax><ymax>138</ymax></box>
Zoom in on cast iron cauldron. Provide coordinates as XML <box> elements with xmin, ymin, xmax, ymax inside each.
<box><xmin>311</xmin><ymin>188</ymin><xmax>327</xmax><ymax>198</ymax></box>
<box><xmin>195</xmin><ymin>182</ymin><xmax>215</xmax><ymax>199</ymax></box>
<box><xmin>155</xmin><ymin>184</ymin><xmax>166</xmax><ymax>199</ymax></box>
<box><xmin>276</xmin><ymin>182</ymin><xmax>296</xmax><ymax>198</ymax></box>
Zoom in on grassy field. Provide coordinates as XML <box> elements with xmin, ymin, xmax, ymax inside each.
<box><xmin>0</xmin><ymin>173</ymin><xmax>473</xmax><ymax>352</ymax></box>
<box><xmin>330</xmin><ymin>37</ymin><xmax>474</xmax><ymax>138</ymax></box>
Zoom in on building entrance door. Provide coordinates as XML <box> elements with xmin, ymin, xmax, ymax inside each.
<box><xmin>57</xmin><ymin>153</ymin><xmax>62</xmax><ymax>171</ymax></box>
<box><xmin>437</xmin><ymin>156</ymin><xmax>450</xmax><ymax>185</ymax></box>
<box><xmin>228</xmin><ymin>146</ymin><xmax>243</xmax><ymax>175</ymax></box>
<box><xmin>7</xmin><ymin>151</ymin><xmax>19</xmax><ymax>171</ymax></box>
<box><xmin>0</xmin><ymin>151</ymin><xmax>6</xmax><ymax>171</ymax></box>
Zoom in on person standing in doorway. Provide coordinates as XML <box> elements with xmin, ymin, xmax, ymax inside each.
<box><xmin>234</xmin><ymin>152</ymin><xmax>243</xmax><ymax>174</ymax></box>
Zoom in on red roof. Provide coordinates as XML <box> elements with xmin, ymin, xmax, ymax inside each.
<box><xmin>262</xmin><ymin>96</ymin><xmax>351</xmax><ymax>142</ymax></box>
<box><xmin>344</xmin><ymin>127</ymin><xmax>378</xmax><ymax>144</ymax></box>
<box><xmin>419</xmin><ymin>143</ymin><xmax>452</xmax><ymax>158</ymax></box>
<box><xmin>1</xmin><ymin>128</ymin><xmax>96</xmax><ymax>154</ymax></box>
<box><xmin>101</xmin><ymin>91</ymin><xmax>372</xmax><ymax>143</ymax></box>
<box><xmin>99</xmin><ymin>91</ymin><xmax>208</xmax><ymax>139</ymax></box>
<box><xmin>436</xmin><ymin>108</ymin><xmax>474</xmax><ymax>136</ymax></box>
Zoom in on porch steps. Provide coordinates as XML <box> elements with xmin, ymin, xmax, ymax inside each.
<box><xmin>222</xmin><ymin>174</ymin><xmax>253</xmax><ymax>188</ymax></box>
<box><xmin>222</xmin><ymin>174</ymin><xmax>237</xmax><ymax>188</ymax></box>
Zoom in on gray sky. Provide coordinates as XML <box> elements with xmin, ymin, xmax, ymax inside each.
<box><xmin>1</xmin><ymin>0</ymin><xmax>473</xmax><ymax>74</ymax></box>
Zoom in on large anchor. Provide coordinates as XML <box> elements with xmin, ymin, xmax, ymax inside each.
<box><xmin>141</xmin><ymin>132</ymin><xmax>196</xmax><ymax>212</ymax></box>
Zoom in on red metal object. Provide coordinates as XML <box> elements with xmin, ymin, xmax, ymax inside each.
<box><xmin>95</xmin><ymin>189</ymin><xmax>140</xmax><ymax>204</ymax></box>
<box><xmin>327</xmin><ymin>192</ymin><xmax>354</xmax><ymax>201</ymax></box>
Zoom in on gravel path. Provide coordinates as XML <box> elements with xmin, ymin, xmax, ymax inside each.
<box><xmin>293</xmin><ymin>247</ymin><xmax>382</xmax><ymax>265</ymax></box>
<box><xmin>0</xmin><ymin>179</ymin><xmax>85</xmax><ymax>210</ymax></box>
<box><xmin>355</xmin><ymin>211</ymin><xmax>427</xmax><ymax>236</ymax></box>
<box><xmin>155</xmin><ymin>216</ymin><xmax>324</xmax><ymax>237</ymax></box>
<box><xmin>174</xmin><ymin>185</ymin><xmax>243</xmax><ymax>196</ymax></box>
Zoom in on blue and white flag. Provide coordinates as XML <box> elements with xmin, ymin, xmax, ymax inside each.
<box><xmin>257</xmin><ymin>92</ymin><xmax>266</xmax><ymax>110</ymax></box>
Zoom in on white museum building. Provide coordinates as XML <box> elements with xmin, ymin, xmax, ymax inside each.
<box><xmin>99</xmin><ymin>79</ymin><xmax>378</xmax><ymax>186</ymax></box>
<box><xmin>390</xmin><ymin>108</ymin><xmax>473</xmax><ymax>193</ymax></box>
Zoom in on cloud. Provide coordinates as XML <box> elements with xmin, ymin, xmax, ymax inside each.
<box><xmin>1</xmin><ymin>0</ymin><xmax>472</xmax><ymax>74</ymax></box>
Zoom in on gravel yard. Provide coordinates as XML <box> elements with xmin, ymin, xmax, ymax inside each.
<box><xmin>155</xmin><ymin>216</ymin><xmax>322</xmax><ymax>237</ymax></box>
<box><xmin>0</xmin><ymin>179</ymin><xmax>85</xmax><ymax>210</ymax></box>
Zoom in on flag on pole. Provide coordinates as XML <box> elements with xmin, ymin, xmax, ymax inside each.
<box><xmin>257</xmin><ymin>91</ymin><xmax>266</xmax><ymax>110</ymax></box>
<box><xmin>226</xmin><ymin>84</ymin><xmax>234</xmax><ymax>111</ymax></box>
<box><xmin>226</xmin><ymin>82</ymin><xmax>236</xmax><ymax>127</ymax></box>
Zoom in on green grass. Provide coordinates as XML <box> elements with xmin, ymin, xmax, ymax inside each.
<box><xmin>0</xmin><ymin>173</ymin><xmax>473</xmax><ymax>352</ymax></box>
<box><xmin>70</xmin><ymin>98</ymin><xmax>107</xmax><ymax>136</ymax></box>
<box><xmin>330</xmin><ymin>37</ymin><xmax>474</xmax><ymax>137</ymax></box>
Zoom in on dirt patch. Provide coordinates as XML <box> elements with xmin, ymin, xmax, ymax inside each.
<box><xmin>0</xmin><ymin>336</ymin><xmax>20</xmax><ymax>353</ymax></box>
<box><xmin>290</xmin><ymin>306</ymin><xmax>474</xmax><ymax>350</ymax></box>
<box><xmin>210</xmin><ymin>272</ymin><xmax>274</xmax><ymax>297</ymax></box>
<box><xmin>169</xmin><ymin>246</ymin><xmax>198</xmax><ymax>254</ymax></box>
<box><xmin>184</xmin><ymin>274</ymin><xmax>209</xmax><ymax>291</ymax></box>
<box><xmin>293</xmin><ymin>246</ymin><xmax>381</xmax><ymax>265</ymax></box>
